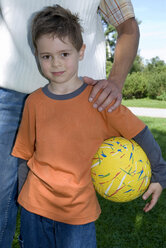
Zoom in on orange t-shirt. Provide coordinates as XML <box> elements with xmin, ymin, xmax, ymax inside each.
<box><xmin>12</xmin><ymin>83</ymin><xmax>145</xmax><ymax>224</ymax></box>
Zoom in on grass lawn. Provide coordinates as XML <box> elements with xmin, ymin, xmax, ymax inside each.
<box><xmin>12</xmin><ymin>117</ymin><xmax>166</xmax><ymax>248</ymax></box>
<box><xmin>122</xmin><ymin>98</ymin><xmax>166</xmax><ymax>108</ymax></box>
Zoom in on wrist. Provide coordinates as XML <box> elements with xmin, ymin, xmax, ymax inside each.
<box><xmin>107</xmin><ymin>74</ymin><xmax>124</xmax><ymax>91</ymax></box>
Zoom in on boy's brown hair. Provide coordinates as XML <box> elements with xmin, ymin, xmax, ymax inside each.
<box><xmin>31</xmin><ymin>5</ymin><xmax>83</xmax><ymax>51</ymax></box>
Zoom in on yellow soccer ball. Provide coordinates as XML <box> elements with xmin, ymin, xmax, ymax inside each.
<box><xmin>91</xmin><ymin>137</ymin><xmax>151</xmax><ymax>202</ymax></box>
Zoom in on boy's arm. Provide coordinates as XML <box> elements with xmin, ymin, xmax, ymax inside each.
<box><xmin>142</xmin><ymin>183</ymin><xmax>162</xmax><ymax>213</ymax></box>
<box><xmin>18</xmin><ymin>158</ymin><xmax>29</xmax><ymax>193</ymax></box>
<box><xmin>12</xmin><ymin>96</ymin><xmax>36</xmax><ymax>160</ymax></box>
<box><xmin>133</xmin><ymin>126</ymin><xmax>166</xmax><ymax>212</ymax></box>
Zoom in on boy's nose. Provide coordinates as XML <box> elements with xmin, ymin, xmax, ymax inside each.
<box><xmin>52</xmin><ymin>57</ymin><xmax>61</xmax><ymax>67</ymax></box>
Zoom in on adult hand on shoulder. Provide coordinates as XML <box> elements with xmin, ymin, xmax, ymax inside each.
<box><xmin>142</xmin><ymin>182</ymin><xmax>162</xmax><ymax>212</ymax></box>
<box><xmin>83</xmin><ymin>76</ymin><xmax>122</xmax><ymax>112</ymax></box>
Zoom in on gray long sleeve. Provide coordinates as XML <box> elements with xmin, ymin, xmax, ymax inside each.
<box><xmin>133</xmin><ymin>126</ymin><xmax>166</xmax><ymax>189</ymax></box>
<box><xmin>18</xmin><ymin>158</ymin><xmax>29</xmax><ymax>193</ymax></box>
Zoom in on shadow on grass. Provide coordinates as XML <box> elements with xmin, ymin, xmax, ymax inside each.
<box><xmin>96</xmin><ymin>191</ymin><xmax>166</xmax><ymax>248</ymax></box>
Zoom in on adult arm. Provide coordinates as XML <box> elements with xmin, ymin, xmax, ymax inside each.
<box><xmin>85</xmin><ymin>0</ymin><xmax>139</xmax><ymax>112</ymax></box>
<box><xmin>133</xmin><ymin>126</ymin><xmax>166</xmax><ymax>212</ymax></box>
<box><xmin>85</xmin><ymin>17</ymin><xmax>139</xmax><ymax>112</ymax></box>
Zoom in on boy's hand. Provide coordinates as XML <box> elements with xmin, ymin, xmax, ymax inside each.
<box><xmin>142</xmin><ymin>183</ymin><xmax>162</xmax><ymax>212</ymax></box>
<box><xmin>83</xmin><ymin>76</ymin><xmax>122</xmax><ymax>112</ymax></box>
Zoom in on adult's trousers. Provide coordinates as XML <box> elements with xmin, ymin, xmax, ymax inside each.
<box><xmin>0</xmin><ymin>88</ymin><xmax>27</xmax><ymax>247</ymax></box>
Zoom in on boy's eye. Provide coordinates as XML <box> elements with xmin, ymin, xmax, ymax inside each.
<box><xmin>61</xmin><ymin>53</ymin><xmax>69</xmax><ymax>57</ymax></box>
<box><xmin>42</xmin><ymin>55</ymin><xmax>51</xmax><ymax>59</ymax></box>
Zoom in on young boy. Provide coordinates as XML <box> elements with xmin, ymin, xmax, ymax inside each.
<box><xmin>12</xmin><ymin>5</ymin><xmax>166</xmax><ymax>248</ymax></box>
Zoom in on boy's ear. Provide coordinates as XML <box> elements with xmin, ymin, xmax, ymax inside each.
<box><xmin>79</xmin><ymin>44</ymin><xmax>86</xmax><ymax>61</ymax></box>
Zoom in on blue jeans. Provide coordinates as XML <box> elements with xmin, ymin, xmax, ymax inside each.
<box><xmin>0</xmin><ymin>88</ymin><xmax>27</xmax><ymax>247</ymax></box>
<box><xmin>20</xmin><ymin>207</ymin><xmax>97</xmax><ymax>248</ymax></box>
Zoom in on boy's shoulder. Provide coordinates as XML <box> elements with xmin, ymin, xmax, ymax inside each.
<box><xmin>25</xmin><ymin>87</ymin><xmax>44</xmax><ymax>107</ymax></box>
<box><xmin>27</xmin><ymin>87</ymin><xmax>43</xmax><ymax>102</ymax></box>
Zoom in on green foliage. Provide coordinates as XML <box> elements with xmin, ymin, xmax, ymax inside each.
<box><xmin>101</xmin><ymin>16</ymin><xmax>117</xmax><ymax>61</ymax></box>
<box><xmin>110</xmin><ymin>56</ymin><xmax>166</xmax><ymax>100</ymax></box>
<box><xmin>122</xmin><ymin>72</ymin><xmax>148</xmax><ymax>99</ymax></box>
<box><xmin>106</xmin><ymin>61</ymin><xmax>112</xmax><ymax>78</ymax></box>
<box><xmin>146</xmin><ymin>69</ymin><xmax>166</xmax><ymax>99</ymax></box>
<box><xmin>121</xmin><ymin>68</ymin><xmax>166</xmax><ymax>100</ymax></box>
<box><xmin>130</xmin><ymin>54</ymin><xmax>144</xmax><ymax>73</ymax></box>
<box><xmin>146</xmin><ymin>57</ymin><xmax>165</xmax><ymax>72</ymax></box>
<box><xmin>157</xmin><ymin>92</ymin><xmax>166</xmax><ymax>101</ymax></box>
<box><xmin>103</xmin><ymin>14</ymin><xmax>166</xmax><ymax>101</ymax></box>
<box><xmin>102</xmin><ymin>17</ymin><xmax>116</xmax><ymax>48</ymax></box>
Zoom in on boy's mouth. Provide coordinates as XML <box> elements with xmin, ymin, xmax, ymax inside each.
<box><xmin>52</xmin><ymin>71</ymin><xmax>65</xmax><ymax>76</ymax></box>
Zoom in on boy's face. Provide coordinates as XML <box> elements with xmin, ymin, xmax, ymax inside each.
<box><xmin>36</xmin><ymin>34</ymin><xmax>85</xmax><ymax>86</ymax></box>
